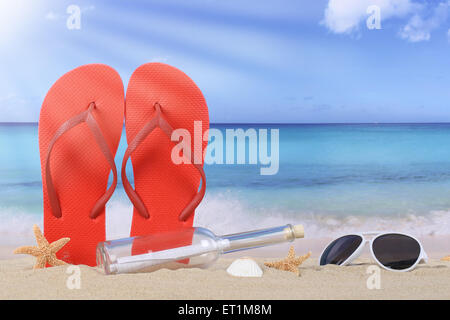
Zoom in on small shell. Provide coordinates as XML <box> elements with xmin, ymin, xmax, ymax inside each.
<box><xmin>226</xmin><ymin>258</ymin><xmax>263</xmax><ymax>277</ymax></box>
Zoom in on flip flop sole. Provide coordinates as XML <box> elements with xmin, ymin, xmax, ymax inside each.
<box><xmin>125</xmin><ymin>63</ymin><xmax>209</xmax><ymax>238</ymax></box>
<box><xmin>39</xmin><ymin>64</ymin><xmax>124</xmax><ymax>266</ymax></box>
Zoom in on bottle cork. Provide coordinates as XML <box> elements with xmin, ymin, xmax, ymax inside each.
<box><xmin>292</xmin><ymin>224</ymin><xmax>304</xmax><ymax>238</ymax></box>
<box><xmin>284</xmin><ymin>224</ymin><xmax>304</xmax><ymax>240</ymax></box>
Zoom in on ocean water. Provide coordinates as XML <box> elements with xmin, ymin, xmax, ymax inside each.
<box><xmin>1</xmin><ymin>123</ymin><xmax>450</xmax><ymax>244</ymax></box>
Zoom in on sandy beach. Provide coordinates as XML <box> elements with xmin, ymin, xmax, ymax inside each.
<box><xmin>1</xmin><ymin>245</ymin><xmax>449</xmax><ymax>300</ymax></box>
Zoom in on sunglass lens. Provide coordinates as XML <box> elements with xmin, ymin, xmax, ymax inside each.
<box><xmin>320</xmin><ymin>235</ymin><xmax>363</xmax><ymax>266</ymax></box>
<box><xmin>372</xmin><ymin>234</ymin><xmax>421</xmax><ymax>270</ymax></box>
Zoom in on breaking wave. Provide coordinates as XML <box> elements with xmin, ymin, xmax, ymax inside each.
<box><xmin>2</xmin><ymin>192</ymin><xmax>449</xmax><ymax>248</ymax></box>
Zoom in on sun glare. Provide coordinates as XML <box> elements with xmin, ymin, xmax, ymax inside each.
<box><xmin>0</xmin><ymin>1</ymin><xmax>35</xmax><ymax>45</ymax></box>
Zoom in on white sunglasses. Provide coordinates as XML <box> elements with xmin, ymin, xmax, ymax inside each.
<box><xmin>319</xmin><ymin>232</ymin><xmax>428</xmax><ymax>272</ymax></box>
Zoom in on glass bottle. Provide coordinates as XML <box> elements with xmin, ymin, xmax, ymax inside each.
<box><xmin>96</xmin><ymin>224</ymin><xmax>304</xmax><ymax>275</ymax></box>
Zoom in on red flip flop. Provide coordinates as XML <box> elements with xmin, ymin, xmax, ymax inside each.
<box><xmin>39</xmin><ymin>64</ymin><xmax>124</xmax><ymax>266</ymax></box>
<box><xmin>122</xmin><ymin>63</ymin><xmax>209</xmax><ymax>251</ymax></box>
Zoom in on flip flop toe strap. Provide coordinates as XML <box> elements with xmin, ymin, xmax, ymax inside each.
<box><xmin>121</xmin><ymin>102</ymin><xmax>206</xmax><ymax>221</ymax></box>
<box><xmin>45</xmin><ymin>102</ymin><xmax>118</xmax><ymax>219</ymax></box>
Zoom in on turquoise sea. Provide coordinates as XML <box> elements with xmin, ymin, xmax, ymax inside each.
<box><xmin>1</xmin><ymin>123</ymin><xmax>450</xmax><ymax>243</ymax></box>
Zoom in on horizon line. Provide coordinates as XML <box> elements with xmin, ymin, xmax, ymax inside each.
<box><xmin>2</xmin><ymin>121</ymin><xmax>450</xmax><ymax>125</ymax></box>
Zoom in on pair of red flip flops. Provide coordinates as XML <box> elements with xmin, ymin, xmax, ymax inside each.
<box><xmin>39</xmin><ymin>63</ymin><xmax>209</xmax><ymax>266</ymax></box>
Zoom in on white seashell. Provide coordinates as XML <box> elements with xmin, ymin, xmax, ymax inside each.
<box><xmin>226</xmin><ymin>258</ymin><xmax>263</xmax><ymax>277</ymax></box>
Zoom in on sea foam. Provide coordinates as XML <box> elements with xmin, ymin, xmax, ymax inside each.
<box><xmin>1</xmin><ymin>193</ymin><xmax>449</xmax><ymax>247</ymax></box>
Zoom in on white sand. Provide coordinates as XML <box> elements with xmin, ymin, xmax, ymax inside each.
<box><xmin>1</xmin><ymin>235</ymin><xmax>449</xmax><ymax>299</ymax></box>
<box><xmin>0</xmin><ymin>253</ymin><xmax>449</xmax><ymax>300</ymax></box>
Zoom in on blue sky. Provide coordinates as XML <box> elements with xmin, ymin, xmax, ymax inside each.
<box><xmin>0</xmin><ymin>0</ymin><xmax>449</xmax><ymax>123</ymax></box>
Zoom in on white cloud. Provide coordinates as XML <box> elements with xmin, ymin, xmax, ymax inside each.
<box><xmin>82</xmin><ymin>5</ymin><xmax>95</xmax><ymax>13</ymax></box>
<box><xmin>322</xmin><ymin>0</ymin><xmax>450</xmax><ymax>42</ymax></box>
<box><xmin>45</xmin><ymin>11</ymin><xmax>60</xmax><ymax>21</ymax></box>
<box><xmin>322</xmin><ymin>0</ymin><xmax>415</xmax><ymax>34</ymax></box>
<box><xmin>0</xmin><ymin>93</ymin><xmax>39</xmax><ymax>122</ymax></box>
<box><xmin>0</xmin><ymin>93</ymin><xmax>16</xmax><ymax>102</ymax></box>
<box><xmin>399</xmin><ymin>1</ymin><xmax>450</xmax><ymax>42</ymax></box>
<box><xmin>399</xmin><ymin>14</ymin><xmax>431</xmax><ymax>41</ymax></box>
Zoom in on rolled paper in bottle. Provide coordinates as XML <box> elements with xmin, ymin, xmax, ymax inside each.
<box><xmin>98</xmin><ymin>223</ymin><xmax>306</xmax><ymax>274</ymax></box>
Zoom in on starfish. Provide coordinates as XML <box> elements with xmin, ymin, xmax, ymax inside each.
<box><xmin>442</xmin><ymin>255</ymin><xmax>450</xmax><ymax>261</ymax></box>
<box><xmin>264</xmin><ymin>246</ymin><xmax>311</xmax><ymax>276</ymax></box>
<box><xmin>13</xmin><ymin>224</ymin><xmax>70</xmax><ymax>269</ymax></box>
